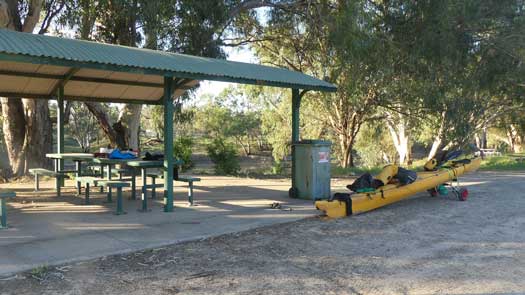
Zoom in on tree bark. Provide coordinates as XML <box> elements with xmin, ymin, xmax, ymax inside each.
<box><xmin>427</xmin><ymin>111</ymin><xmax>447</xmax><ymax>160</ymax></box>
<box><xmin>385</xmin><ymin>113</ymin><xmax>410</xmax><ymax>165</ymax></box>
<box><xmin>506</xmin><ymin>124</ymin><xmax>522</xmax><ymax>153</ymax></box>
<box><xmin>117</xmin><ymin>104</ymin><xmax>142</xmax><ymax>149</ymax></box>
<box><xmin>22</xmin><ymin>99</ymin><xmax>52</xmax><ymax>170</ymax></box>
<box><xmin>84</xmin><ymin>102</ymin><xmax>120</xmax><ymax>147</ymax></box>
<box><xmin>0</xmin><ymin>98</ymin><xmax>26</xmax><ymax>175</ymax></box>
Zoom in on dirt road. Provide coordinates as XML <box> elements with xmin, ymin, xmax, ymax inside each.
<box><xmin>1</xmin><ymin>171</ymin><xmax>524</xmax><ymax>294</ymax></box>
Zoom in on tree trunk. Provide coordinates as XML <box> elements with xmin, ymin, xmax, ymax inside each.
<box><xmin>506</xmin><ymin>124</ymin><xmax>522</xmax><ymax>153</ymax></box>
<box><xmin>427</xmin><ymin>111</ymin><xmax>447</xmax><ymax>160</ymax></box>
<box><xmin>22</xmin><ymin>99</ymin><xmax>52</xmax><ymax>170</ymax></box>
<box><xmin>386</xmin><ymin>115</ymin><xmax>410</xmax><ymax>165</ymax></box>
<box><xmin>117</xmin><ymin>104</ymin><xmax>142</xmax><ymax>149</ymax></box>
<box><xmin>339</xmin><ymin>133</ymin><xmax>356</xmax><ymax>168</ymax></box>
<box><xmin>475</xmin><ymin>133</ymin><xmax>481</xmax><ymax>149</ymax></box>
<box><xmin>0</xmin><ymin>98</ymin><xmax>26</xmax><ymax>175</ymax></box>
<box><xmin>84</xmin><ymin>102</ymin><xmax>120</xmax><ymax>147</ymax></box>
<box><xmin>236</xmin><ymin>137</ymin><xmax>249</xmax><ymax>156</ymax></box>
<box><xmin>480</xmin><ymin>127</ymin><xmax>488</xmax><ymax>149</ymax></box>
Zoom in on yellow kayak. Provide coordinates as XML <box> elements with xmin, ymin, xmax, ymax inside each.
<box><xmin>316</xmin><ymin>157</ymin><xmax>481</xmax><ymax>218</ymax></box>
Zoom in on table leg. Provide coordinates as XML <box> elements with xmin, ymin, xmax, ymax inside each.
<box><xmin>151</xmin><ymin>176</ymin><xmax>156</xmax><ymax>199</ymax></box>
<box><xmin>76</xmin><ymin>160</ymin><xmax>82</xmax><ymax>196</ymax></box>
<box><xmin>188</xmin><ymin>182</ymin><xmax>194</xmax><ymax>206</ymax></box>
<box><xmin>106</xmin><ymin>165</ymin><xmax>112</xmax><ymax>203</ymax></box>
<box><xmin>85</xmin><ymin>183</ymin><xmax>90</xmax><ymax>205</ymax></box>
<box><xmin>54</xmin><ymin>159</ymin><xmax>61</xmax><ymax>196</ymax></box>
<box><xmin>131</xmin><ymin>169</ymin><xmax>136</xmax><ymax>200</ymax></box>
<box><xmin>116</xmin><ymin>187</ymin><xmax>125</xmax><ymax>215</ymax></box>
<box><xmin>139</xmin><ymin>168</ymin><xmax>149</xmax><ymax>212</ymax></box>
<box><xmin>99</xmin><ymin>164</ymin><xmax>104</xmax><ymax>193</ymax></box>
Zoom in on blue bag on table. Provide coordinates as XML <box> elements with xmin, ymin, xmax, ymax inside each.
<box><xmin>109</xmin><ymin>149</ymin><xmax>137</xmax><ymax>159</ymax></box>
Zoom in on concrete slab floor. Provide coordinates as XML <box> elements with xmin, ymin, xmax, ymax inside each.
<box><xmin>0</xmin><ymin>176</ymin><xmax>336</xmax><ymax>276</ymax></box>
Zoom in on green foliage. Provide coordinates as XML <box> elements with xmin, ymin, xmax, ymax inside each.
<box><xmin>143</xmin><ymin>104</ymin><xmax>195</xmax><ymax>140</ymax></box>
<box><xmin>479</xmin><ymin>156</ymin><xmax>525</xmax><ymax>171</ymax></box>
<box><xmin>68</xmin><ymin>102</ymin><xmax>99</xmax><ymax>152</ymax></box>
<box><xmin>206</xmin><ymin>138</ymin><xmax>240</xmax><ymax>175</ymax></box>
<box><xmin>173</xmin><ymin>136</ymin><xmax>194</xmax><ymax>171</ymax></box>
<box><xmin>195</xmin><ymin>95</ymin><xmax>262</xmax><ymax>156</ymax></box>
<box><xmin>354</xmin><ymin>123</ymin><xmax>396</xmax><ymax>168</ymax></box>
<box><xmin>331</xmin><ymin>165</ymin><xmax>383</xmax><ymax>178</ymax></box>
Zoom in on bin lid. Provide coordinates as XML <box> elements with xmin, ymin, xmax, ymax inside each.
<box><xmin>293</xmin><ymin>139</ymin><xmax>332</xmax><ymax>146</ymax></box>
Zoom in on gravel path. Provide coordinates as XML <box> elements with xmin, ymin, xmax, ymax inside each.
<box><xmin>1</xmin><ymin>171</ymin><xmax>524</xmax><ymax>295</ymax></box>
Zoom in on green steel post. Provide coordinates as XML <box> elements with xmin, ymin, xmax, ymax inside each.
<box><xmin>106</xmin><ymin>187</ymin><xmax>112</xmax><ymax>203</ymax></box>
<box><xmin>131</xmin><ymin>169</ymin><xmax>136</xmax><ymax>200</ymax></box>
<box><xmin>85</xmin><ymin>183</ymin><xmax>90</xmax><ymax>205</ymax></box>
<box><xmin>1</xmin><ymin>199</ymin><xmax>6</xmax><ymax>228</ymax></box>
<box><xmin>116</xmin><ymin>187</ymin><xmax>124</xmax><ymax>215</ymax></box>
<box><xmin>151</xmin><ymin>176</ymin><xmax>156</xmax><ymax>199</ymax></box>
<box><xmin>163</xmin><ymin>77</ymin><xmax>175</xmax><ymax>212</ymax></box>
<box><xmin>57</xmin><ymin>87</ymin><xmax>65</xmax><ymax>187</ymax></box>
<box><xmin>291</xmin><ymin>88</ymin><xmax>301</xmax><ymax>191</ymax></box>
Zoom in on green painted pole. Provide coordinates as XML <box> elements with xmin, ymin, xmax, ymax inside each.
<box><xmin>291</xmin><ymin>88</ymin><xmax>301</xmax><ymax>194</ymax></box>
<box><xmin>57</xmin><ymin>86</ymin><xmax>65</xmax><ymax>187</ymax></box>
<box><xmin>1</xmin><ymin>199</ymin><xmax>6</xmax><ymax>228</ymax></box>
<box><xmin>163</xmin><ymin>77</ymin><xmax>174</xmax><ymax>212</ymax></box>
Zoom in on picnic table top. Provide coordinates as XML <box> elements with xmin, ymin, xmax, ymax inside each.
<box><xmin>46</xmin><ymin>153</ymin><xmax>95</xmax><ymax>160</ymax></box>
<box><xmin>0</xmin><ymin>190</ymin><xmax>16</xmax><ymax>198</ymax></box>
<box><xmin>126</xmin><ymin>160</ymin><xmax>165</xmax><ymax>168</ymax></box>
<box><xmin>126</xmin><ymin>159</ymin><xmax>183</xmax><ymax>167</ymax></box>
<box><xmin>92</xmin><ymin>158</ymin><xmax>139</xmax><ymax>165</ymax></box>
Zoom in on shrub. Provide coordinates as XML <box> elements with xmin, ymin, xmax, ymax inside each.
<box><xmin>206</xmin><ymin>138</ymin><xmax>240</xmax><ymax>175</ymax></box>
<box><xmin>173</xmin><ymin>136</ymin><xmax>194</xmax><ymax>171</ymax></box>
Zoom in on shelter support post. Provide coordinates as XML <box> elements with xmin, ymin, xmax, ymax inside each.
<box><xmin>163</xmin><ymin>77</ymin><xmax>174</xmax><ymax>212</ymax></box>
<box><xmin>290</xmin><ymin>88</ymin><xmax>301</xmax><ymax>196</ymax></box>
<box><xmin>56</xmin><ymin>86</ymin><xmax>65</xmax><ymax>188</ymax></box>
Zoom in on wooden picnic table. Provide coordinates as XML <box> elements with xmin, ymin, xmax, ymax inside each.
<box><xmin>46</xmin><ymin>153</ymin><xmax>95</xmax><ymax>194</ymax></box>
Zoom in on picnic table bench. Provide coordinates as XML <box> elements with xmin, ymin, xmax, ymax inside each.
<box><xmin>76</xmin><ymin>176</ymin><xmax>104</xmax><ymax>205</ymax></box>
<box><xmin>97</xmin><ymin>180</ymin><xmax>130</xmax><ymax>215</ymax></box>
<box><xmin>0</xmin><ymin>190</ymin><xmax>16</xmax><ymax>229</ymax></box>
<box><xmin>147</xmin><ymin>173</ymin><xmax>201</xmax><ymax>205</ymax></box>
<box><xmin>29</xmin><ymin>168</ymin><xmax>69</xmax><ymax>197</ymax></box>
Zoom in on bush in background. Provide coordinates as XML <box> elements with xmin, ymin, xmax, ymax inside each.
<box><xmin>206</xmin><ymin>138</ymin><xmax>240</xmax><ymax>175</ymax></box>
<box><xmin>173</xmin><ymin>136</ymin><xmax>194</xmax><ymax>171</ymax></box>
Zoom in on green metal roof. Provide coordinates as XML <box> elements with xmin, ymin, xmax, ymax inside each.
<box><xmin>0</xmin><ymin>29</ymin><xmax>337</xmax><ymax>92</ymax></box>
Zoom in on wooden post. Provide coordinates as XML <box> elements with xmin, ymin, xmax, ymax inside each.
<box><xmin>163</xmin><ymin>77</ymin><xmax>174</xmax><ymax>212</ymax></box>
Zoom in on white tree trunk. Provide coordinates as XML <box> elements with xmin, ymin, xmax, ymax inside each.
<box><xmin>427</xmin><ymin>111</ymin><xmax>447</xmax><ymax>160</ymax></box>
<box><xmin>118</xmin><ymin>104</ymin><xmax>142</xmax><ymax>150</ymax></box>
<box><xmin>386</xmin><ymin>114</ymin><xmax>410</xmax><ymax>165</ymax></box>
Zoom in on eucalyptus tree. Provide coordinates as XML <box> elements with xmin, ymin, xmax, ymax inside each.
<box><xmin>229</xmin><ymin>0</ymin><xmax>391</xmax><ymax>167</ymax></box>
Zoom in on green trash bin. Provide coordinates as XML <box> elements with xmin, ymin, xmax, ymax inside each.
<box><xmin>291</xmin><ymin>140</ymin><xmax>331</xmax><ymax>200</ymax></box>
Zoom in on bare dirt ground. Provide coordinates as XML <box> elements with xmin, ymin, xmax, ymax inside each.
<box><xmin>1</xmin><ymin>171</ymin><xmax>525</xmax><ymax>295</ymax></box>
